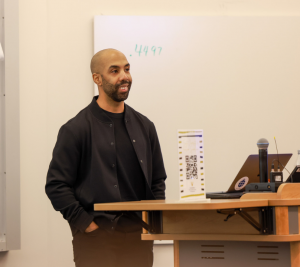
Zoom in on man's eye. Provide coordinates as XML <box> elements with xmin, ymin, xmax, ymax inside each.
<box><xmin>126</xmin><ymin>68</ymin><xmax>130</xmax><ymax>72</ymax></box>
<box><xmin>112</xmin><ymin>70</ymin><xmax>118</xmax><ymax>73</ymax></box>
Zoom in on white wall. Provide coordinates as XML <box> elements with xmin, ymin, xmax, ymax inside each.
<box><xmin>0</xmin><ymin>0</ymin><xmax>5</xmax><ymax>251</ymax></box>
<box><xmin>0</xmin><ymin>1</ymin><xmax>300</xmax><ymax>267</ymax></box>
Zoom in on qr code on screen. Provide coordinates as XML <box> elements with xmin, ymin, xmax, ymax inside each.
<box><xmin>185</xmin><ymin>155</ymin><xmax>198</xmax><ymax>179</ymax></box>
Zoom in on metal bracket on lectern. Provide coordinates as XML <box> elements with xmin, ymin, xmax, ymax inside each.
<box><xmin>105</xmin><ymin>210</ymin><xmax>163</xmax><ymax>234</ymax></box>
<box><xmin>217</xmin><ymin>207</ymin><xmax>273</xmax><ymax>234</ymax></box>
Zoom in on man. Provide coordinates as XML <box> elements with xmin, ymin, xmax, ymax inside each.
<box><xmin>45</xmin><ymin>49</ymin><xmax>167</xmax><ymax>267</ymax></box>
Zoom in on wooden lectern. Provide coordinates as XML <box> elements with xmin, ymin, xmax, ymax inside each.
<box><xmin>94</xmin><ymin>183</ymin><xmax>300</xmax><ymax>267</ymax></box>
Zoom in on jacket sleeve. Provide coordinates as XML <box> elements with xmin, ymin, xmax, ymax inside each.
<box><xmin>149</xmin><ymin>122</ymin><xmax>167</xmax><ymax>200</ymax></box>
<box><xmin>45</xmin><ymin>124</ymin><xmax>94</xmax><ymax>232</ymax></box>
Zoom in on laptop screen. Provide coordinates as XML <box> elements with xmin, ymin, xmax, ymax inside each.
<box><xmin>226</xmin><ymin>154</ymin><xmax>292</xmax><ymax>193</ymax></box>
<box><xmin>285</xmin><ymin>166</ymin><xmax>300</xmax><ymax>183</ymax></box>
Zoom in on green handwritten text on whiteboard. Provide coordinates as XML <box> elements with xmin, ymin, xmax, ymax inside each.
<box><xmin>133</xmin><ymin>45</ymin><xmax>162</xmax><ymax>56</ymax></box>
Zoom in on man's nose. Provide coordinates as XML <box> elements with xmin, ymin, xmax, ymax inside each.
<box><xmin>120</xmin><ymin>70</ymin><xmax>130</xmax><ymax>81</ymax></box>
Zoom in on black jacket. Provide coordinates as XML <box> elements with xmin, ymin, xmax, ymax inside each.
<box><xmin>46</xmin><ymin>97</ymin><xmax>167</xmax><ymax>233</ymax></box>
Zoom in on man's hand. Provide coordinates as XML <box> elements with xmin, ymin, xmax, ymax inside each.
<box><xmin>85</xmin><ymin>221</ymin><xmax>99</xmax><ymax>233</ymax></box>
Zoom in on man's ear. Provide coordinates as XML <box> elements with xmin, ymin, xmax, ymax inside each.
<box><xmin>92</xmin><ymin>73</ymin><xmax>102</xmax><ymax>86</ymax></box>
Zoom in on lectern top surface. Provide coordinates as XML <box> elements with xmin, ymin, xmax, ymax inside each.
<box><xmin>94</xmin><ymin>199</ymin><xmax>268</xmax><ymax>211</ymax></box>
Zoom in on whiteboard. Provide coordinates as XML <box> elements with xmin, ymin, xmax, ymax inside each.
<box><xmin>94</xmin><ymin>16</ymin><xmax>300</xmax><ymax>200</ymax></box>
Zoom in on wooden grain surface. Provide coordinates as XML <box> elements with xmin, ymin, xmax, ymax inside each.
<box><xmin>141</xmin><ymin>233</ymin><xmax>300</xmax><ymax>242</ymax></box>
<box><xmin>142</xmin><ymin>211</ymin><xmax>148</xmax><ymax>234</ymax></box>
<box><xmin>94</xmin><ymin>199</ymin><xmax>268</xmax><ymax>211</ymax></box>
<box><xmin>278</xmin><ymin>183</ymin><xmax>300</xmax><ymax>199</ymax></box>
<box><xmin>163</xmin><ymin>209</ymin><xmax>260</xmax><ymax>235</ymax></box>
<box><xmin>269</xmin><ymin>199</ymin><xmax>300</xmax><ymax>206</ymax></box>
<box><xmin>174</xmin><ymin>240</ymin><xmax>180</xmax><ymax>267</ymax></box>
<box><xmin>275</xmin><ymin>206</ymin><xmax>289</xmax><ymax>235</ymax></box>
<box><xmin>291</xmin><ymin>241</ymin><xmax>300</xmax><ymax>267</ymax></box>
<box><xmin>241</xmin><ymin>192</ymin><xmax>278</xmax><ymax>200</ymax></box>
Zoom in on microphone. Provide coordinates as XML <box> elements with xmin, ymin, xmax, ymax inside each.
<box><xmin>257</xmin><ymin>138</ymin><xmax>269</xmax><ymax>183</ymax></box>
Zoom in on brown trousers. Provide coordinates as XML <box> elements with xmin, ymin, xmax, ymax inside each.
<box><xmin>72</xmin><ymin>228</ymin><xmax>153</xmax><ymax>267</ymax></box>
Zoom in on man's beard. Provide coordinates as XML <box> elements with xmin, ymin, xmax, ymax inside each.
<box><xmin>101</xmin><ymin>76</ymin><xmax>131</xmax><ymax>102</ymax></box>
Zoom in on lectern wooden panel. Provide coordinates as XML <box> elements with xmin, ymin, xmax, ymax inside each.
<box><xmin>163</xmin><ymin>209</ymin><xmax>260</xmax><ymax>235</ymax></box>
<box><xmin>94</xmin><ymin>184</ymin><xmax>300</xmax><ymax>267</ymax></box>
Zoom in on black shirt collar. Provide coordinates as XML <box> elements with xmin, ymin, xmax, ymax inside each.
<box><xmin>101</xmin><ymin>108</ymin><xmax>124</xmax><ymax>119</ymax></box>
<box><xmin>89</xmin><ymin>96</ymin><xmax>130</xmax><ymax>123</ymax></box>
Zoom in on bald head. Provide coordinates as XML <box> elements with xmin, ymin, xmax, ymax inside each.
<box><xmin>90</xmin><ymin>49</ymin><xmax>127</xmax><ymax>74</ymax></box>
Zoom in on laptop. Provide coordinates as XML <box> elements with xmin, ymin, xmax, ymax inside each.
<box><xmin>206</xmin><ymin>154</ymin><xmax>292</xmax><ymax>199</ymax></box>
<box><xmin>285</xmin><ymin>165</ymin><xmax>300</xmax><ymax>183</ymax></box>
